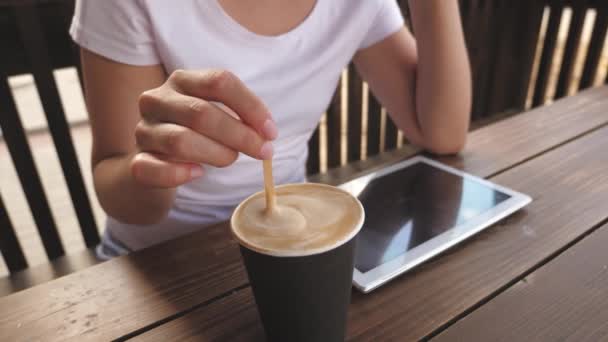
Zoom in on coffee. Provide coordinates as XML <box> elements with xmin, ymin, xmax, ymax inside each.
<box><xmin>231</xmin><ymin>183</ymin><xmax>365</xmax><ymax>342</ymax></box>
<box><xmin>231</xmin><ymin>183</ymin><xmax>363</xmax><ymax>256</ymax></box>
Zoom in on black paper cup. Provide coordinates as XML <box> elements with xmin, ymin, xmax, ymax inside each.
<box><xmin>231</xmin><ymin>184</ymin><xmax>364</xmax><ymax>342</ymax></box>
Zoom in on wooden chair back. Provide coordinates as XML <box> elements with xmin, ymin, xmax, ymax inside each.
<box><xmin>0</xmin><ymin>1</ymin><xmax>98</xmax><ymax>274</ymax></box>
<box><xmin>1</xmin><ymin>0</ymin><xmax>607</xmax><ymax>274</ymax></box>
<box><xmin>308</xmin><ymin>0</ymin><xmax>608</xmax><ymax>174</ymax></box>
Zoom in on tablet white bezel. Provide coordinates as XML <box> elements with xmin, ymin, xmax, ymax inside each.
<box><xmin>338</xmin><ymin>156</ymin><xmax>532</xmax><ymax>293</ymax></box>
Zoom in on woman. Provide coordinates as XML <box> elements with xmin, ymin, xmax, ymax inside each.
<box><xmin>70</xmin><ymin>0</ymin><xmax>471</xmax><ymax>259</ymax></box>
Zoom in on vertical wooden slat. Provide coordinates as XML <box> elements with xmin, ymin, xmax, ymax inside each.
<box><xmin>377</xmin><ymin>0</ymin><xmax>402</xmax><ymax>151</ymax></box>
<box><xmin>306</xmin><ymin>126</ymin><xmax>320</xmax><ymax>175</ymax></box>
<box><xmin>401</xmin><ymin>132</ymin><xmax>408</xmax><ymax>147</ymax></box>
<box><xmin>347</xmin><ymin>64</ymin><xmax>363</xmax><ymax>163</ymax></box>
<box><xmin>515</xmin><ymin>1</ymin><xmax>546</xmax><ymax>109</ymax></box>
<box><xmin>481</xmin><ymin>1</ymin><xmax>512</xmax><ymax>116</ymax></box>
<box><xmin>554</xmin><ymin>0</ymin><xmax>589</xmax><ymax>99</ymax></box>
<box><xmin>0</xmin><ymin>76</ymin><xmax>64</xmax><ymax>260</ymax></box>
<box><xmin>461</xmin><ymin>0</ymin><xmax>483</xmax><ymax>41</ymax></box>
<box><xmin>460</xmin><ymin>0</ymin><xmax>482</xmax><ymax>117</ymax></box>
<box><xmin>579</xmin><ymin>1</ymin><xmax>608</xmax><ymax>89</ymax></box>
<box><xmin>366</xmin><ymin>93</ymin><xmax>382</xmax><ymax>158</ymax></box>
<box><xmin>15</xmin><ymin>4</ymin><xmax>99</xmax><ymax>248</ymax></box>
<box><xmin>0</xmin><ymin>193</ymin><xmax>28</xmax><ymax>273</ymax></box>
<box><xmin>398</xmin><ymin>0</ymin><xmax>413</xmax><ymax>32</ymax></box>
<box><xmin>461</xmin><ymin>0</ymin><xmax>484</xmax><ymax>65</ymax></box>
<box><xmin>468</xmin><ymin>1</ymin><xmax>502</xmax><ymax>118</ymax></box>
<box><xmin>384</xmin><ymin>114</ymin><xmax>398</xmax><ymax>151</ymax></box>
<box><xmin>58</xmin><ymin>0</ymin><xmax>84</xmax><ymax>88</ymax></box>
<box><xmin>326</xmin><ymin>82</ymin><xmax>342</xmax><ymax>170</ymax></box>
<box><xmin>72</xmin><ymin>46</ymin><xmax>84</xmax><ymax>90</ymax></box>
<box><xmin>533</xmin><ymin>1</ymin><xmax>564</xmax><ymax>106</ymax></box>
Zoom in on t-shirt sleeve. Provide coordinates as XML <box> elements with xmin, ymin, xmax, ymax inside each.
<box><xmin>359</xmin><ymin>0</ymin><xmax>405</xmax><ymax>50</ymax></box>
<box><xmin>69</xmin><ymin>0</ymin><xmax>160</xmax><ymax>65</ymax></box>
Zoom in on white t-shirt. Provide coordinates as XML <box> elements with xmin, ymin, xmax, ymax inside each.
<box><xmin>71</xmin><ymin>0</ymin><xmax>404</xmax><ymax>251</ymax></box>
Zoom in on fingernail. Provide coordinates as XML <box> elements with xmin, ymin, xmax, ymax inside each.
<box><xmin>190</xmin><ymin>166</ymin><xmax>204</xmax><ymax>179</ymax></box>
<box><xmin>262</xmin><ymin>119</ymin><xmax>278</xmax><ymax>140</ymax></box>
<box><xmin>259</xmin><ymin>142</ymin><xmax>274</xmax><ymax>160</ymax></box>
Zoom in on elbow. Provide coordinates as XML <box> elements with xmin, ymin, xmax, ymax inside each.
<box><xmin>118</xmin><ymin>207</ymin><xmax>171</xmax><ymax>226</ymax></box>
<box><xmin>98</xmin><ymin>196</ymin><xmax>172</xmax><ymax>226</ymax></box>
<box><xmin>134</xmin><ymin>200</ymin><xmax>173</xmax><ymax>224</ymax></box>
<box><xmin>424</xmin><ymin>136</ymin><xmax>466</xmax><ymax>156</ymax></box>
<box><xmin>92</xmin><ymin>155</ymin><xmax>175</xmax><ymax>226</ymax></box>
<box><xmin>418</xmin><ymin>109</ymin><xmax>470</xmax><ymax>156</ymax></box>
<box><xmin>94</xmin><ymin>179</ymin><xmax>174</xmax><ymax>226</ymax></box>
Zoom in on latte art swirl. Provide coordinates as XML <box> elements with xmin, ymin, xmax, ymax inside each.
<box><xmin>231</xmin><ymin>183</ymin><xmax>364</xmax><ymax>256</ymax></box>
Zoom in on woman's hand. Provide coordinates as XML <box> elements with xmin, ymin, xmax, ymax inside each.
<box><xmin>83</xmin><ymin>50</ymin><xmax>277</xmax><ymax>224</ymax></box>
<box><xmin>132</xmin><ymin>69</ymin><xmax>277</xmax><ymax>188</ymax></box>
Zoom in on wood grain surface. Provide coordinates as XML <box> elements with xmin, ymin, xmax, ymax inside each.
<box><xmin>132</xmin><ymin>288</ymin><xmax>263</xmax><ymax>342</ymax></box>
<box><xmin>435</xmin><ymin>222</ymin><xmax>608</xmax><ymax>342</ymax></box>
<box><xmin>0</xmin><ymin>248</ymin><xmax>99</xmax><ymax>297</ymax></box>
<box><xmin>436</xmin><ymin>85</ymin><xmax>608</xmax><ymax>176</ymax></box>
<box><xmin>0</xmin><ymin>221</ymin><xmax>245</xmax><ymax>341</ymax></box>
<box><xmin>346</xmin><ymin>124</ymin><xmax>608</xmax><ymax>341</ymax></box>
<box><xmin>1</xmin><ymin>86</ymin><xmax>608</xmax><ymax>341</ymax></box>
<box><xmin>134</xmin><ymin>91</ymin><xmax>608</xmax><ymax>341</ymax></box>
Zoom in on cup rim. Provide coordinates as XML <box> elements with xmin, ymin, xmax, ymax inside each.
<box><xmin>231</xmin><ymin>183</ymin><xmax>365</xmax><ymax>257</ymax></box>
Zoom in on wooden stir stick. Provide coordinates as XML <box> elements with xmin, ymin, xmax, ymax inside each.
<box><xmin>263</xmin><ymin>159</ymin><xmax>277</xmax><ymax>213</ymax></box>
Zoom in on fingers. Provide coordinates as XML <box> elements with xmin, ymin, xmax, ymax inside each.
<box><xmin>168</xmin><ymin>69</ymin><xmax>277</xmax><ymax>140</ymax></box>
<box><xmin>139</xmin><ymin>92</ymin><xmax>273</xmax><ymax>160</ymax></box>
<box><xmin>130</xmin><ymin>152</ymin><xmax>203</xmax><ymax>188</ymax></box>
<box><xmin>135</xmin><ymin>121</ymin><xmax>239</xmax><ymax>167</ymax></box>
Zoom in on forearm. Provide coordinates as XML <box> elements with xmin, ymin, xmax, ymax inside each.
<box><xmin>93</xmin><ymin>153</ymin><xmax>176</xmax><ymax>225</ymax></box>
<box><xmin>409</xmin><ymin>0</ymin><xmax>471</xmax><ymax>153</ymax></box>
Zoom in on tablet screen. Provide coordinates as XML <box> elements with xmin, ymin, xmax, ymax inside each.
<box><xmin>354</xmin><ymin>161</ymin><xmax>511</xmax><ymax>273</ymax></box>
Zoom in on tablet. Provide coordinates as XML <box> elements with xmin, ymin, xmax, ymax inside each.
<box><xmin>339</xmin><ymin>156</ymin><xmax>532</xmax><ymax>293</ymax></box>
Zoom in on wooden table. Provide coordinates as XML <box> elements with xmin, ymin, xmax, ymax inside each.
<box><xmin>2</xmin><ymin>86</ymin><xmax>608</xmax><ymax>341</ymax></box>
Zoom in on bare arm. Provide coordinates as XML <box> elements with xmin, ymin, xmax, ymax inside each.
<box><xmin>82</xmin><ymin>49</ymin><xmax>275</xmax><ymax>225</ymax></box>
<box><xmin>82</xmin><ymin>49</ymin><xmax>174</xmax><ymax>224</ymax></box>
<box><xmin>353</xmin><ymin>0</ymin><xmax>471</xmax><ymax>154</ymax></box>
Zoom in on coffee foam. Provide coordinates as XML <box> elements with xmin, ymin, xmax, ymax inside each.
<box><xmin>231</xmin><ymin>183</ymin><xmax>364</xmax><ymax>256</ymax></box>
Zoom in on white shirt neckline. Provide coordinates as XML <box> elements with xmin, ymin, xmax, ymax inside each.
<box><xmin>204</xmin><ymin>0</ymin><xmax>320</xmax><ymax>45</ymax></box>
